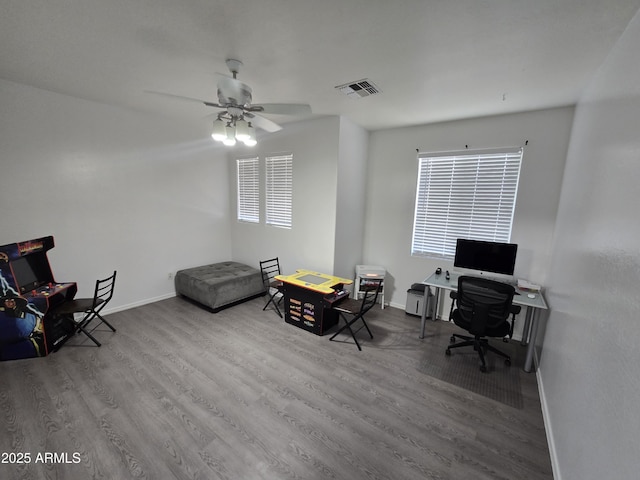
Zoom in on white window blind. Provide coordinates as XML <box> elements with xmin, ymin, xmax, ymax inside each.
<box><xmin>237</xmin><ymin>157</ymin><xmax>259</xmax><ymax>223</ymax></box>
<box><xmin>411</xmin><ymin>148</ymin><xmax>523</xmax><ymax>258</ymax></box>
<box><xmin>265</xmin><ymin>154</ymin><xmax>293</xmax><ymax>228</ymax></box>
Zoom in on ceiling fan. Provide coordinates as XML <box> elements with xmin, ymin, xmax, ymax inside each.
<box><xmin>149</xmin><ymin>59</ymin><xmax>312</xmax><ymax>146</ymax></box>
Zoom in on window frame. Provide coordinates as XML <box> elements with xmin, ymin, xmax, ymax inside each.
<box><xmin>411</xmin><ymin>147</ymin><xmax>523</xmax><ymax>259</ymax></box>
<box><xmin>265</xmin><ymin>153</ymin><xmax>293</xmax><ymax>229</ymax></box>
<box><xmin>236</xmin><ymin>157</ymin><xmax>260</xmax><ymax>224</ymax></box>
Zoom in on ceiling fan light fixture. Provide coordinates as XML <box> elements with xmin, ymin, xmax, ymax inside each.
<box><xmin>211</xmin><ymin>118</ymin><xmax>227</xmax><ymax>142</ymax></box>
<box><xmin>243</xmin><ymin>122</ymin><xmax>257</xmax><ymax>145</ymax></box>
<box><xmin>242</xmin><ymin>122</ymin><xmax>257</xmax><ymax>146</ymax></box>
<box><xmin>222</xmin><ymin>124</ymin><xmax>237</xmax><ymax>146</ymax></box>
<box><xmin>243</xmin><ymin>137</ymin><xmax>257</xmax><ymax>147</ymax></box>
<box><xmin>235</xmin><ymin>118</ymin><xmax>251</xmax><ymax>141</ymax></box>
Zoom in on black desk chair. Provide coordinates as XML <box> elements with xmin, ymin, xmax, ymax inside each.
<box><xmin>260</xmin><ymin>258</ymin><xmax>283</xmax><ymax>318</ymax></box>
<box><xmin>446</xmin><ymin>275</ymin><xmax>521</xmax><ymax>372</ymax></box>
<box><xmin>53</xmin><ymin>271</ymin><xmax>117</xmax><ymax>347</ymax></box>
<box><xmin>330</xmin><ymin>279</ymin><xmax>383</xmax><ymax>351</ymax></box>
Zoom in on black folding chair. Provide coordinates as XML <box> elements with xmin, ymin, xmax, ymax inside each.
<box><xmin>53</xmin><ymin>271</ymin><xmax>117</xmax><ymax>347</ymax></box>
<box><xmin>329</xmin><ymin>279</ymin><xmax>383</xmax><ymax>350</ymax></box>
<box><xmin>260</xmin><ymin>258</ymin><xmax>283</xmax><ymax>317</ymax></box>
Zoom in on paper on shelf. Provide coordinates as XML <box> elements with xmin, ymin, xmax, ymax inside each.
<box><xmin>517</xmin><ymin>279</ymin><xmax>541</xmax><ymax>291</ymax></box>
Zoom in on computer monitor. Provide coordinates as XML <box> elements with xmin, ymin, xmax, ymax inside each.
<box><xmin>11</xmin><ymin>253</ymin><xmax>54</xmax><ymax>294</ymax></box>
<box><xmin>453</xmin><ymin>238</ymin><xmax>518</xmax><ymax>279</ymax></box>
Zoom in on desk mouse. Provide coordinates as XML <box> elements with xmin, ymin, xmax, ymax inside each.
<box><xmin>527</xmin><ymin>293</ymin><xmax>536</xmax><ymax>299</ymax></box>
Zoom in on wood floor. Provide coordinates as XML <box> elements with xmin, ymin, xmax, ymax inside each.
<box><xmin>0</xmin><ymin>296</ymin><xmax>553</xmax><ymax>480</ymax></box>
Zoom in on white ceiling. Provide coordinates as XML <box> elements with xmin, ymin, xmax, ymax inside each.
<box><xmin>2</xmin><ymin>0</ymin><xmax>639</xmax><ymax>132</ymax></box>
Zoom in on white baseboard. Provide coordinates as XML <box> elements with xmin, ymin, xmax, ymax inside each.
<box><xmin>388</xmin><ymin>301</ymin><xmax>406</xmax><ymax>310</ymax></box>
<box><xmin>102</xmin><ymin>292</ymin><xmax>176</xmax><ymax>316</ymax></box>
<box><xmin>536</xmin><ymin>366</ymin><xmax>561</xmax><ymax>480</ymax></box>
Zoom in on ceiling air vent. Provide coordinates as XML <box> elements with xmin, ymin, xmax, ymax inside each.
<box><xmin>335</xmin><ymin>79</ymin><xmax>381</xmax><ymax>99</ymax></box>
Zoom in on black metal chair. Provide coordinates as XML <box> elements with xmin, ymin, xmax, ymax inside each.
<box><xmin>329</xmin><ymin>279</ymin><xmax>383</xmax><ymax>351</ymax></box>
<box><xmin>53</xmin><ymin>271</ymin><xmax>117</xmax><ymax>347</ymax></box>
<box><xmin>259</xmin><ymin>258</ymin><xmax>283</xmax><ymax>317</ymax></box>
<box><xmin>446</xmin><ymin>275</ymin><xmax>521</xmax><ymax>372</ymax></box>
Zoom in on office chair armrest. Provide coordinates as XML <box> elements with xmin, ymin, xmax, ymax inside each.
<box><xmin>448</xmin><ymin>291</ymin><xmax>457</xmax><ymax>320</ymax></box>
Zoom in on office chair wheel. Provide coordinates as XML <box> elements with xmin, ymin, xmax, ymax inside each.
<box><xmin>450</xmin><ymin>335</ymin><xmax>456</xmax><ymax>344</ymax></box>
<box><xmin>445</xmin><ymin>348</ymin><xmax>451</xmax><ymax>356</ymax></box>
<box><xmin>504</xmin><ymin>358</ymin><xmax>511</xmax><ymax>367</ymax></box>
<box><xmin>480</xmin><ymin>365</ymin><xmax>487</xmax><ymax>373</ymax></box>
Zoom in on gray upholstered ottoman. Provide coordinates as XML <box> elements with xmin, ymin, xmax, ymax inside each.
<box><xmin>175</xmin><ymin>261</ymin><xmax>266</xmax><ymax>312</ymax></box>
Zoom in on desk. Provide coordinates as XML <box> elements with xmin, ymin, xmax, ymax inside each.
<box><xmin>419</xmin><ymin>272</ymin><xmax>548</xmax><ymax>373</ymax></box>
<box><xmin>276</xmin><ymin>270</ymin><xmax>352</xmax><ymax>335</ymax></box>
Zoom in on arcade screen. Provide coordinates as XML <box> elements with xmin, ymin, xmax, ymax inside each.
<box><xmin>11</xmin><ymin>253</ymin><xmax>54</xmax><ymax>293</ymax></box>
<box><xmin>297</xmin><ymin>274</ymin><xmax>329</xmax><ymax>285</ymax></box>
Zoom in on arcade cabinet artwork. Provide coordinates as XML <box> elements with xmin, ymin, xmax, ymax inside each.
<box><xmin>0</xmin><ymin>236</ymin><xmax>77</xmax><ymax>361</ymax></box>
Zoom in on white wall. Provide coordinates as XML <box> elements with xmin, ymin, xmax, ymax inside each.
<box><xmin>539</xmin><ymin>9</ymin><xmax>640</xmax><ymax>480</ymax></box>
<box><xmin>0</xmin><ymin>79</ymin><xmax>232</xmax><ymax>311</ymax></box>
<box><xmin>229</xmin><ymin>116</ymin><xmax>342</xmax><ymax>275</ymax></box>
<box><xmin>333</xmin><ymin>117</ymin><xmax>369</xmax><ymax>281</ymax></box>
<box><xmin>363</xmin><ymin>107</ymin><xmax>573</xmax><ymax>313</ymax></box>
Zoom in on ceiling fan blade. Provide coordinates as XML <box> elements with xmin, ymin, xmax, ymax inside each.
<box><xmin>245</xmin><ymin>112</ymin><xmax>282</xmax><ymax>133</ymax></box>
<box><xmin>145</xmin><ymin>90</ymin><xmax>223</xmax><ymax>108</ymax></box>
<box><xmin>251</xmin><ymin>103</ymin><xmax>312</xmax><ymax>116</ymax></box>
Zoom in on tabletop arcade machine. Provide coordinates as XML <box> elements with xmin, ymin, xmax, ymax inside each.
<box><xmin>275</xmin><ymin>270</ymin><xmax>352</xmax><ymax>335</ymax></box>
<box><xmin>0</xmin><ymin>236</ymin><xmax>77</xmax><ymax>361</ymax></box>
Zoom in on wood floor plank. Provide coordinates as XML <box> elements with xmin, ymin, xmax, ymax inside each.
<box><xmin>0</xmin><ymin>296</ymin><xmax>553</xmax><ymax>480</ymax></box>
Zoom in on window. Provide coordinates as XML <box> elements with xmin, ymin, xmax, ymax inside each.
<box><xmin>411</xmin><ymin>147</ymin><xmax>523</xmax><ymax>259</ymax></box>
<box><xmin>236</xmin><ymin>157</ymin><xmax>259</xmax><ymax>223</ymax></box>
<box><xmin>265</xmin><ymin>154</ymin><xmax>293</xmax><ymax>228</ymax></box>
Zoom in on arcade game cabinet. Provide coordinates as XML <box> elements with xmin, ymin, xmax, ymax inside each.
<box><xmin>275</xmin><ymin>269</ymin><xmax>352</xmax><ymax>335</ymax></box>
<box><xmin>0</xmin><ymin>236</ymin><xmax>77</xmax><ymax>361</ymax></box>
